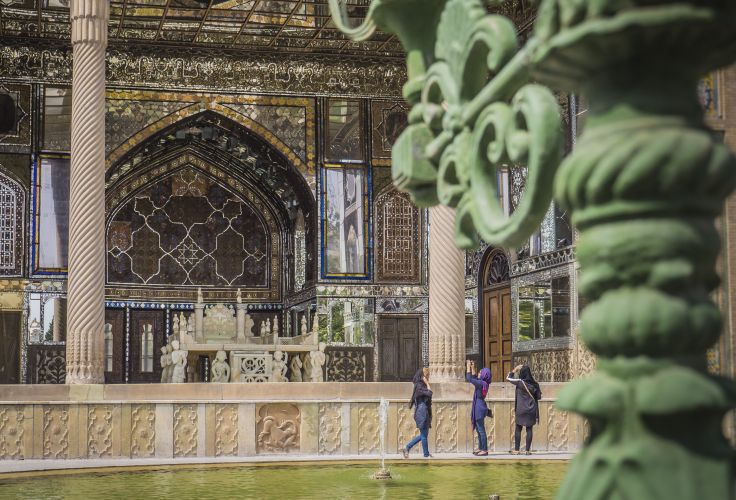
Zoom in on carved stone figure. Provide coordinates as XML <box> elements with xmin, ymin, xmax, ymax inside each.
<box><xmin>179</xmin><ymin>312</ymin><xmax>188</xmax><ymax>337</ymax></box>
<box><xmin>210</xmin><ymin>350</ymin><xmax>231</xmax><ymax>383</ymax></box>
<box><xmin>290</xmin><ymin>354</ymin><xmax>303</xmax><ymax>382</ymax></box>
<box><xmin>236</xmin><ymin>288</ymin><xmax>242</xmax><ymax>304</ymax></box>
<box><xmin>160</xmin><ymin>346</ymin><xmax>169</xmax><ymax>383</ymax></box>
<box><xmin>173</xmin><ymin>315</ymin><xmax>180</xmax><ymax>336</ymax></box>
<box><xmin>171</xmin><ymin>340</ymin><xmax>188</xmax><ymax>383</ymax></box>
<box><xmin>271</xmin><ymin>351</ymin><xmax>288</xmax><ymax>382</ymax></box>
<box><xmin>244</xmin><ymin>313</ymin><xmax>255</xmax><ymax>337</ymax></box>
<box><xmin>301</xmin><ymin>316</ymin><xmax>308</xmax><ymax>336</ymax></box>
<box><xmin>260</xmin><ymin>320</ymin><xmax>267</xmax><ymax>337</ymax></box>
<box><xmin>272</xmin><ymin>316</ymin><xmax>279</xmax><ymax>341</ymax></box>
<box><xmin>309</xmin><ymin>342</ymin><xmax>327</xmax><ymax>382</ymax></box>
<box><xmin>265</xmin><ymin>318</ymin><xmax>271</xmax><ymax>337</ymax></box>
<box><xmin>162</xmin><ymin>344</ymin><xmax>174</xmax><ymax>383</ymax></box>
<box><xmin>311</xmin><ymin>313</ymin><xmax>319</xmax><ymax>335</ymax></box>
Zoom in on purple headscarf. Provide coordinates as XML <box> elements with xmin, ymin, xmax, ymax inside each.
<box><xmin>471</xmin><ymin>368</ymin><xmax>492</xmax><ymax>429</ymax></box>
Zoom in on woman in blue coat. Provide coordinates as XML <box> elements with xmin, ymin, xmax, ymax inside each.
<box><xmin>466</xmin><ymin>360</ymin><xmax>492</xmax><ymax>455</ymax></box>
<box><xmin>402</xmin><ymin>367</ymin><xmax>433</xmax><ymax>458</ymax></box>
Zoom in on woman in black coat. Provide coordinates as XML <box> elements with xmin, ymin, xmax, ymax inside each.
<box><xmin>507</xmin><ymin>364</ymin><xmax>542</xmax><ymax>454</ymax></box>
<box><xmin>402</xmin><ymin>367</ymin><xmax>433</xmax><ymax>458</ymax></box>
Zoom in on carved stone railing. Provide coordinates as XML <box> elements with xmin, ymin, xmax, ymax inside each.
<box><xmin>331</xmin><ymin>0</ymin><xmax>736</xmax><ymax>497</ymax></box>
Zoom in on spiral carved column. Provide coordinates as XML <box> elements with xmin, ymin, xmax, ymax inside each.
<box><xmin>428</xmin><ymin>205</ymin><xmax>465</xmax><ymax>381</ymax></box>
<box><xmin>65</xmin><ymin>0</ymin><xmax>109</xmax><ymax>384</ymax></box>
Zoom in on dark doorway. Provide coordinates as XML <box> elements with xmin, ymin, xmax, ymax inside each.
<box><xmin>0</xmin><ymin>312</ymin><xmax>21</xmax><ymax>384</ymax></box>
<box><xmin>129</xmin><ymin>309</ymin><xmax>166</xmax><ymax>383</ymax></box>
<box><xmin>379</xmin><ymin>316</ymin><xmax>421</xmax><ymax>381</ymax></box>
<box><xmin>104</xmin><ymin>309</ymin><xmax>125</xmax><ymax>384</ymax></box>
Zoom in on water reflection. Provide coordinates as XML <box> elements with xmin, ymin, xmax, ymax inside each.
<box><xmin>0</xmin><ymin>463</ymin><xmax>566</xmax><ymax>500</ymax></box>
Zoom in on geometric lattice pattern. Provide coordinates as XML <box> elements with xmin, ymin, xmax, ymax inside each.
<box><xmin>224</xmin><ymin>103</ymin><xmax>307</xmax><ymax>162</ymax></box>
<box><xmin>107</xmin><ymin>167</ymin><xmax>270</xmax><ymax>287</ymax></box>
<box><xmin>375</xmin><ymin>188</ymin><xmax>420</xmax><ymax>283</ymax></box>
<box><xmin>0</xmin><ymin>169</ymin><xmax>24</xmax><ymax>276</ymax></box>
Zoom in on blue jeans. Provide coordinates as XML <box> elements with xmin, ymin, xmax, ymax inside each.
<box><xmin>475</xmin><ymin>418</ymin><xmax>488</xmax><ymax>451</ymax></box>
<box><xmin>406</xmin><ymin>426</ymin><xmax>430</xmax><ymax>457</ymax></box>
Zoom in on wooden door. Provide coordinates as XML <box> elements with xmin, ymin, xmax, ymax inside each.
<box><xmin>0</xmin><ymin>312</ymin><xmax>21</xmax><ymax>384</ymax></box>
<box><xmin>484</xmin><ymin>287</ymin><xmax>512</xmax><ymax>382</ymax></box>
<box><xmin>379</xmin><ymin>316</ymin><xmax>420</xmax><ymax>381</ymax></box>
<box><xmin>104</xmin><ymin>309</ymin><xmax>125</xmax><ymax>384</ymax></box>
<box><xmin>129</xmin><ymin>310</ymin><xmax>165</xmax><ymax>383</ymax></box>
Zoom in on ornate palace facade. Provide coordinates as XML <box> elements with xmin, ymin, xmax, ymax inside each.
<box><xmin>0</xmin><ymin>1</ymin><xmax>733</xmax><ymax>391</ymax></box>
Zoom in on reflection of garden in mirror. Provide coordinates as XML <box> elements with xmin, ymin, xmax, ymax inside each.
<box><xmin>27</xmin><ymin>292</ymin><xmax>66</xmax><ymax>343</ymax></box>
<box><xmin>518</xmin><ymin>277</ymin><xmax>570</xmax><ymax>342</ymax></box>
<box><xmin>317</xmin><ymin>298</ymin><xmax>374</xmax><ymax>346</ymax></box>
<box><xmin>323</xmin><ymin>166</ymin><xmax>367</xmax><ymax>277</ymax></box>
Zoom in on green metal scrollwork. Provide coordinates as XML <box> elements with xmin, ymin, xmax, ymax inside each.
<box><xmin>331</xmin><ymin>0</ymin><xmax>736</xmax><ymax>498</ymax></box>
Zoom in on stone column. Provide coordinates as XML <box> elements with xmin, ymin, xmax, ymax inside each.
<box><xmin>194</xmin><ymin>303</ymin><xmax>204</xmax><ymax>342</ymax></box>
<box><xmin>428</xmin><ymin>205</ymin><xmax>465</xmax><ymax>381</ymax></box>
<box><xmin>65</xmin><ymin>0</ymin><xmax>109</xmax><ymax>384</ymax></box>
<box><xmin>235</xmin><ymin>304</ymin><xmax>247</xmax><ymax>342</ymax></box>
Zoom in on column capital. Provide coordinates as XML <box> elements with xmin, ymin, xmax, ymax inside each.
<box><xmin>70</xmin><ymin>0</ymin><xmax>109</xmax><ymax>46</ymax></box>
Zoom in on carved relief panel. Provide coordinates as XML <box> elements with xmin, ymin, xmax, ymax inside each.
<box><xmin>318</xmin><ymin>403</ymin><xmax>342</xmax><ymax>455</ymax></box>
<box><xmin>42</xmin><ymin>405</ymin><xmax>69</xmax><ymax>459</ymax></box>
<box><xmin>87</xmin><ymin>405</ymin><xmax>114</xmax><ymax>459</ymax></box>
<box><xmin>130</xmin><ymin>404</ymin><xmax>155</xmax><ymax>458</ymax></box>
<box><xmin>256</xmin><ymin>404</ymin><xmax>300</xmax><ymax>454</ymax></box>
<box><xmin>173</xmin><ymin>404</ymin><xmax>198</xmax><ymax>458</ymax></box>
<box><xmin>356</xmin><ymin>403</ymin><xmax>379</xmax><ymax>455</ymax></box>
<box><xmin>0</xmin><ymin>406</ymin><xmax>25</xmax><ymax>459</ymax></box>
<box><xmin>215</xmin><ymin>404</ymin><xmax>238</xmax><ymax>457</ymax></box>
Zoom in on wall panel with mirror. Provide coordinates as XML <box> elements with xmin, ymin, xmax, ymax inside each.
<box><xmin>31</xmin><ymin>155</ymin><xmax>70</xmax><ymax>275</ymax></box>
<box><xmin>512</xmin><ymin>264</ymin><xmax>575</xmax><ymax>351</ymax></box>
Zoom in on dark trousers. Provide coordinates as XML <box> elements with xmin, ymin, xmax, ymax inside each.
<box><xmin>406</xmin><ymin>426</ymin><xmax>430</xmax><ymax>457</ymax></box>
<box><xmin>475</xmin><ymin>418</ymin><xmax>488</xmax><ymax>451</ymax></box>
<box><xmin>514</xmin><ymin>424</ymin><xmax>534</xmax><ymax>451</ymax></box>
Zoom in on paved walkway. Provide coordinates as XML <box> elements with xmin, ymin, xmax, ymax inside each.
<box><xmin>0</xmin><ymin>452</ymin><xmax>572</xmax><ymax>474</ymax></box>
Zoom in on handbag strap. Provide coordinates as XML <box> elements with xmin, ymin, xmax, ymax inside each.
<box><xmin>520</xmin><ymin>379</ymin><xmax>536</xmax><ymax>400</ymax></box>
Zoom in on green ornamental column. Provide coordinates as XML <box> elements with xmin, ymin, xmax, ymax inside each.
<box><xmin>331</xmin><ymin>0</ymin><xmax>736</xmax><ymax>497</ymax></box>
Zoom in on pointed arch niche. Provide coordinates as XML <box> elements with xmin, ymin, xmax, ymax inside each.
<box><xmin>374</xmin><ymin>186</ymin><xmax>421</xmax><ymax>284</ymax></box>
<box><xmin>104</xmin><ymin>110</ymin><xmax>316</xmax><ymax>302</ymax></box>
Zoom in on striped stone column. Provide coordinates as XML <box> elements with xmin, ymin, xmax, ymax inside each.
<box><xmin>428</xmin><ymin>205</ymin><xmax>465</xmax><ymax>381</ymax></box>
<box><xmin>65</xmin><ymin>0</ymin><xmax>109</xmax><ymax>384</ymax></box>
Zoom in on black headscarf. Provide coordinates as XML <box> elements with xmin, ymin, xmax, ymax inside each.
<box><xmin>409</xmin><ymin>368</ymin><xmax>427</xmax><ymax>408</ymax></box>
<box><xmin>519</xmin><ymin>365</ymin><xmax>540</xmax><ymax>395</ymax></box>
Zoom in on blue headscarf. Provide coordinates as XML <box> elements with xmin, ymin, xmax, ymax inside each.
<box><xmin>471</xmin><ymin>368</ymin><xmax>492</xmax><ymax>429</ymax></box>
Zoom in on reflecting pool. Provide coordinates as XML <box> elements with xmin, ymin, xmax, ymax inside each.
<box><xmin>0</xmin><ymin>462</ymin><xmax>567</xmax><ymax>499</ymax></box>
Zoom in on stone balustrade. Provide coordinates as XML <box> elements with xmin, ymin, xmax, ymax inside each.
<box><xmin>0</xmin><ymin>383</ymin><xmax>582</xmax><ymax>460</ymax></box>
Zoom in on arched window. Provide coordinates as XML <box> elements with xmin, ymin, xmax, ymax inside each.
<box><xmin>104</xmin><ymin>323</ymin><xmax>113</xmax><ymax>372</ymax></box>
<box><xmin>484</xmin><ymin>251</ymin><xmax>510</xmax><ymax>287</ymax></box>
<box><xmin>141</xmin><ymin>324</ymin><xmax>154</xmax><ymax>373</ymax></box>
<box><xmin>0</xmin><ymin>168</ymin><xmax>24</xmax><ymax>277</ymax></box>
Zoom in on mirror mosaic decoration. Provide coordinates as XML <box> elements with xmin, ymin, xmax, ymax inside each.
<box><xmin>316</xmin><ymin>297</ymin><xmax>374</xmax><ymax>346</ymax></box>
<box><xmin>320</xmin><ymin>164</ymin><xmax>371</xmax><ymax>279</ymax></box>
<box><xmin>31</xmin><ymin>155</ymin><xmax>69</xmax><ymax>274</ymax></box>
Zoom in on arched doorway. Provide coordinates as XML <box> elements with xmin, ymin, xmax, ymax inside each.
<box><xmin>479</xmin><ymin>248</ymin><xmax>511</xmax><ymax>382</ymax></box>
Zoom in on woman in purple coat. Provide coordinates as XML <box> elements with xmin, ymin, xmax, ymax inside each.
<box><xmin>465</xmin><ymin>360</ymin><xmax>492</xmax><ymax>456</ymax></box>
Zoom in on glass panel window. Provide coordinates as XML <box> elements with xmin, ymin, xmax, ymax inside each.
<box><xmin>104</xmin><ymin>323</ymin><xmax>113</xmax><ymax>372</ymax></box>
<box><xmin>326</xmin><ymin>99</ymin><xmax>364</xmax><ymax>162</ymax></box>
<box><xmin>321</xmin><ymin>166</ymin><xmax>368</xmax><ymax>277</ymax></box>
<box><xmin>43</xmin><ymin>87</ymin><xmax>72</xmax><ymax>151</ymax></box>
<box><xmin>518</xmin><ymin>277</ymin><xmax>571</xmax><ymax>342</ymax></box>
<box><xmin>34</xmin><ymin>156</ymin><xmax>70</xmax><ymax>271</ymax></box>
<box><xmin>141</xmin><ymin>324</ymin><xmax>154</xmax><ymax>373</ymax></box>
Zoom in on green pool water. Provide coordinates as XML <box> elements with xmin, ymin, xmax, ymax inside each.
<box><xmin>0</xmin><ymin>462</ymin><xmax>567</xmax><ymax>499</ymax></box>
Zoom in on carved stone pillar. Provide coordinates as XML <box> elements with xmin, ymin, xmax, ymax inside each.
<box><xmin>65</xmin><ymin>0</ymin><xmax>109</xmax><ymax>384</ymax></box>
<box><xmin>428</xmin><ymin>205</ymin><xmax>465</xmax><ymax>381</ymax></box>
<box><xmin>235</xmin><ymin>304</ymin><xmax>247</xmax><ymax>342</ymax></box>
<box><xmin>194</xmin><ymin>303</ymin><xmax>204</xmax><ymax>342</ymax></box>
